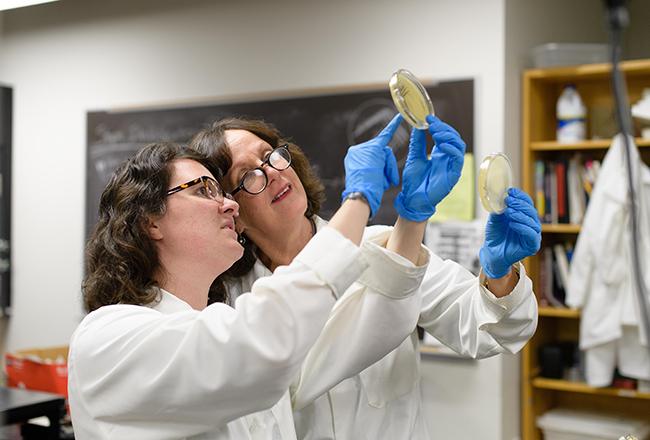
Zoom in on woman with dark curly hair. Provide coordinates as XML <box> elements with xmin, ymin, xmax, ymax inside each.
<box><xmin>190</xmin><ymin>114</ymin><xmax>541</xmax><ymax>440</ymax></box>
<box><xmin>68</xmin><ymin>139</ymin><xmax>428</xmax><ymax>439</ymax></box>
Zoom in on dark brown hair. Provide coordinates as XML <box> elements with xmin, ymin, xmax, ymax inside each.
<box><xmin>190</xmin><ymin>117</ymin><xmax>325</xmax><ymax>282</ymax></box>
<box><xmin>82</xmin><ymin>142</ymin><xmax>226</xmax><ymax>312</ymax></box>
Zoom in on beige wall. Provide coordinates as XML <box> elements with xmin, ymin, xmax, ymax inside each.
<box><xmin>626</xmin><ymin>0</ymin><xmax>650</xmax><ymax>60</ymax></box>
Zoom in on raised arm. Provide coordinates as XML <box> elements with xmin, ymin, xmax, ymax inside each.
<box><xmin>69</xmin><ymin>226</ymin><xmax>368</xmax><ymax>436</ymax></box>
<box><xmin>419</xmin><ymin>189</ymin><xmax>541</xmax><ymax>358</ymax></box>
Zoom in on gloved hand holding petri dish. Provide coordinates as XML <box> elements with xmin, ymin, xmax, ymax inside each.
<box><xmin>389</xmin><ymin>69</ymin><xmax>435</xmax><ymax>129</ymax></box>
<box><xmin>478</xmin><ymin>153</ymin><xmax>513</xmax><ymax>214</ymax></box>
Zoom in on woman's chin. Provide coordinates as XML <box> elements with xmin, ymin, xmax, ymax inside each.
<box><xmin>235</xmin><ymin>243</ymin><xmax>245</xmax><ymax>259</ymax></box>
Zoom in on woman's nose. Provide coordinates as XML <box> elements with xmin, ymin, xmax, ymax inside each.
<box><xmin>263</xmin><ymin>164</ymin><xmax>282</xmax><ymax>185</ymax></box>
<box><xmin>221</xmin><ymin>195</ymin><xmax>239</xmax><ymax>217</ymax></box>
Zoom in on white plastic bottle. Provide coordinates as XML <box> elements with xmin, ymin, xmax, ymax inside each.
<box><xmin>556</xmin><ymin>84</ymin><xmax>586</xmax><ymax>143</ymax></box>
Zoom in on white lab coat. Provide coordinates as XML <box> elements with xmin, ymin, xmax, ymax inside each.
<box><xmin>228</xmin><ymin>218</ymin><xmax>538</xmax><ymax>440</ymax></box>
<box><xmin>68</xmin><ymin>226</ymin><xmax>429</xmax><ymax>440</ymax></box>
<box><xmin>567</xmin><ymin>134</ymin><xmax>650</xmax><ymax>387</ymax></box>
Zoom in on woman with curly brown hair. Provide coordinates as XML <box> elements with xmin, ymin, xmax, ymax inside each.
<box><xmin>190</xmin><ymin>114</ymin><xmax>541</xmax><ymax>440</ymax></box>
<box><xmin>68</xmin><ymin>139</ymin><xmax>428</xmax><ymax>439</ymax></box>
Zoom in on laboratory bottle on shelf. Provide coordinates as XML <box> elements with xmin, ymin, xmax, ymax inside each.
<box><xmin>556</xmin><ymin>84</ymin><xmax>586</xmax><ymax>143</ymax></box>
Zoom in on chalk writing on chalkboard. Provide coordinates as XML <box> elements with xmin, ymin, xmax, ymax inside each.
<box><xmin>86</xmin><ymin>79</ymin><xmax>473</xmax><ymax>238</ymax></box>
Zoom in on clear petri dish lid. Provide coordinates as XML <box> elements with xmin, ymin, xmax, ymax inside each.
<box><xmin>478</xmin><ymin>153</ymin><xmax>512</xmax><ymax>214</ymax></box>
<box><xmin>389</xmin><ymin>69</ymin><xmax>435</xmax><ymax>129</ymax></box>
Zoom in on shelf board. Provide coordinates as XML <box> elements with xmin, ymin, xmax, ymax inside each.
<box><xmin>532</xmin><ymin>377</ymin><xmax>650</xmax><ymax>400</ymax></box>
<box><xmin>531</xmin><ymin>138</ymin><xmax>650</xmax><ymax>151</ymax></box>
<box><xmin>525</xmin><ymin>59</ymin><xmax>650</xmax><ymax>80</ymax></box>
<box><xmin>538</xmin><ymin>306</ymin><xmax>580</xmax><ymax>318</ymax></box>
<box><xmin>541</xmin><ymin>223</ymin><xmax>581</xmax><ymax>233</ymax></box>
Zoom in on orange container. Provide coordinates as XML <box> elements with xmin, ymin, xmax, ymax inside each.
<box><xmin>5</xmin><ymin>346</ymin><xmax>68</xmax><ymax>398</ymax></box>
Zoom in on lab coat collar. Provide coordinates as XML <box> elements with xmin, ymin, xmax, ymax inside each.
<box><xmin>148</xmin><ymin>288</ymin><xmax>195</xmax><ymax>314</ymax></box>
<box><xmin>600</xmin><ymin>134</ymin><xmax>642</xmax><ymax>204</ymax></box>
<box><xmin>313</xmin><ymin>215</ymin><xmax>327</xmax><ymax>231</ymax></box>
<box><xmin>249</xmin><ymin>216</ymin><xmax>326</xmax><ymax>279</ymax></box>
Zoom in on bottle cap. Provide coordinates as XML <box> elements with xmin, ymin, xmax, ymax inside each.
<box><xmin>389</xmin><ymin>69</ymin><xmax>435</xmax><ymax>129</ymax></box>
<box><xmin>478</xmin><ymin>153</ymin><xmax>512</xmax><ymax>214</ymax></box>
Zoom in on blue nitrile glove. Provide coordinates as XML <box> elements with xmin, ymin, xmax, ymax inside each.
<box><xmin>394</xmin><ymin>115</ymin><xmax>466</xmax><ymax>222</ymax></box>
<box><xmin>341</xmin><ymin>114</ymin><xmax>402</xmax><ymax>217</ymax></box>
<box><xmin>479</xmin><ymin>188</ymin><xmax>542</xmax><ymax>279</ymax></box>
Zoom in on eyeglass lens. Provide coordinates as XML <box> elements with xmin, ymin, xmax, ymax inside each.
<box><xmin>204</xmin><ymin>178</ymin><xmax>224</xmax><ymax>202</ymax></box>
<box><xmin>241</xmin><ymin>147</ymin><xmax>291</xmax><ymax>194</ymax></box>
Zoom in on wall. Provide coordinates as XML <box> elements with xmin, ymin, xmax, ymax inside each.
<box><xmin>626</xmin><ymin>0</ymin><xmax>650</xmax><ymax>60</ymax></box>
<box><xmin>0</xmin><ymin>0</ymin><xmax>510</xmax><ymax>438</ymax></box>
<box><xmin>503</xmin><ymin>0</ymin><xmax>650</xmax><ymax>189</ymax></box>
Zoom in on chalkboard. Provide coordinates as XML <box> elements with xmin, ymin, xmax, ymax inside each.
<box><xmin>0</xmin><ymin>86</ymin><xmax>11</xmax><ymax>316</ymax></box>
<box><xmin>87</xmin><ymin>79</ymin><xmax>473</xmax><ymax>238</ymax></box>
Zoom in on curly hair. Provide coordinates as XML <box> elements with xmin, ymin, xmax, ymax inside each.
<box><xmin>189</xmin><ymin>117</ymin><xmax>325</xmax><ymax>283</ymax></box>
<box><xmin>82</xmin><ymin>142</ymin><xmax>226</xmax><ymax>312</ymax></box>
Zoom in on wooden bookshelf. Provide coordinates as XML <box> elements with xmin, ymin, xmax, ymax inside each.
<box><xmin>541</xmin><ymin>224</ymin><xmax>581</xmax><ymax>234</ymax></box>
<box><xmin>532</xmin><ymin>378</ymin><xmax>650</xmax><ymax>400</ymax></box>
<box><xmin>538</xmin><ymin>307</ymin><xmax>580</xmax><ymax>318</ymax></box>
<box><xmin>520</xmin><ymin>59</ymin><xmax>650</xmax><ymax>440</ymax></box>
<box><xmin>531</xmin><ymin>138</ymin><xmax>650</xmax><ymax>151</ymax></box>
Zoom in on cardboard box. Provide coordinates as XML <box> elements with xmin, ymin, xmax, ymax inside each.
<box><xmin>5</xmin><ymin>346</ymin><xmax>68</xmax><ymax>398</ymax></box>
<box><xmin>537</xmin><ymin>408</ymin><xmax>650</xmax><ymax>440</ymax></box>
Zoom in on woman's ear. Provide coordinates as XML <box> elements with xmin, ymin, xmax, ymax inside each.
<box><xmin>145</xmin><ymin>216</ymin><xmax>164</xmax><ymax>240</ymax></box>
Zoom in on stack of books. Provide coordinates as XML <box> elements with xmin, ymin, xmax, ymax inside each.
<box><xmin>534</xmin><ymin>154</ymin><xmax>601</xmax><ymax>224</ymax></box>
<box><xmin>538</xmin><ymin>243</ymin><xmax>573</xmax><ymax>308</ymax></box>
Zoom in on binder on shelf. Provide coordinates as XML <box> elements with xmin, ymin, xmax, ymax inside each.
<box><xmin>543</xmin><ymin>164</ymin><xmax>553</xmax><ymax>223</ymax></box>
<box><xmin>535</xmin><ymin>160</ymin><xmax>546</xmax><ymax>220</ymax></box>
<box><xmin>567</xmin><ymin>155</ymin><xmax>586</xmax><ymax>224</ymax></box>
<box><xmin>549</xmin><ymin>164</ymin><xmax>559</xmax><ymax>224</ymax></box>
<box><xmin>555</xmin><ymin>160</ymin><xmax>570</xmax><ymax>224</ymax></box>
<box><xmin>553</xmin><ymin>244</ymin><xmax>571</xmax><ymax>299</ymax></box>
<box><xmin>551</xmin><ymin>257</ymin><xmax>567</xmax><ymax>305</ymax></box>
<box><xmin>540</xmin><ymin>247</ymin><xmax>565</xmax><ymax>308</ymax></box>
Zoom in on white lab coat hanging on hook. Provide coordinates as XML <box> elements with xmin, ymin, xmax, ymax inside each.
<box><xmin>568</xmin><ymin>134</ymin><xmax>650</xmax><ymax>387</ymax></box>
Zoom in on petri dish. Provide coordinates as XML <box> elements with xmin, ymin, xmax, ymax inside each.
<box><xmin>389</xmin><ymin>69</ymin><xmax>435</xmax><ymax>129</ymax></box>
<box><xmin>478</xmin><ymin>153</ymin><xmax>512</xmax><ymax>214</ymax></box>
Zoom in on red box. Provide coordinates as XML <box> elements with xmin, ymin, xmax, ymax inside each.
<box><xmin>5</xmin><ymin>346</ymin><xmax>68</xmax><ymax>398</ymax></box>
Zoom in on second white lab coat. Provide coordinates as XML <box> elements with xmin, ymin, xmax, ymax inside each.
<box><xmin>567</xmin><ymin>134</ymin><xmax>650</xmax><ymax>387</ymax></box>
<box><xmin>228</xmin><ymin>218</ymin><xmax>539</xmax><ymax>440</ymax></box>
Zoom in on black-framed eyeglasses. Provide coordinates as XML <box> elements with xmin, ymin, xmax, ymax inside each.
<box><xmin>166</xmin><ymin>175</ymin><xmax>230</xmax><ymax>204</ymax></box>
<box><xmin>230</xmin><ymin>145</ymin><xmax>292</xmax><ymax>196</ymax></box>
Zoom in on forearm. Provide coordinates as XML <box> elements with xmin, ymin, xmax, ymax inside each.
<box><xmin>485</xmin><ymin>267</ymin><xmax>519</xmax><ymax>298</ymax></box>
<box><xmin>328</xmin><ymin>199</ymin><xmax>370</xmax><ymax>246</ymax></box>
<box><xmin>386</xmin><ymin>216</ymin><xmax>427</xmax><ymax>264</ymax></box>
<box><xmin>419</xmin><ymin>259</ymin><xmax>536</xmax><ymax>358</ymax></box>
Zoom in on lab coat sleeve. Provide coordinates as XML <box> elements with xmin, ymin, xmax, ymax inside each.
<box><xmin>69</xmin><ymin>226</ymin><xmax>367</xmax><ymax>432</ymax></box>
<box><xmin>290</xmin><ymin>227</ymin><xmax>430</xmax><ymax>410</ymax></box>
<box><xmin>418</xmin><ymin>254</ymin><xmax>538</xmax><ymax>359</ymax></box>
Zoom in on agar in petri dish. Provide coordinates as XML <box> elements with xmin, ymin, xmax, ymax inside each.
<box><xmin>478</xmin><ymin>153</ymin><xmax>513</xmax><ymax>214</ymax></box>
<box><xmin>389</xmin><ymin>69</ymin><xmax>435</xmax><ymax>129</ymax></box>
